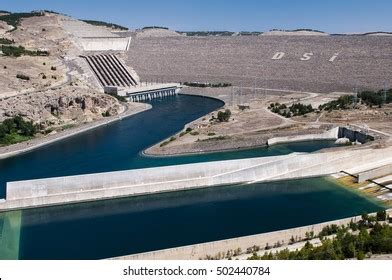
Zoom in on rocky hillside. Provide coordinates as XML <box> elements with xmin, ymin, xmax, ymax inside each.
<box><xmin>0</xmin><ymin>85</ymin><xmax>123</xmax><ymax>130</ymax></box>
<box><xmin>0</xmin><ymin>11</ymin><xmax>125</xmax><ymax>132</ymax></box>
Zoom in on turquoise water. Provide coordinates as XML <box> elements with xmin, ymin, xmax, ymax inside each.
<box><xmin>11</xmin><ymin>177</ymin><xmax>383</xmax><ymax>259</ymax></box>
<box><xmin>0</xmin><ymin>95</ymin><xmax>336</xmax><ymax>198</ymax></box>
<box><xmin>0</xmin><ymin>94</ymin><xmax>383</xmax><ymax>260</ymax></box>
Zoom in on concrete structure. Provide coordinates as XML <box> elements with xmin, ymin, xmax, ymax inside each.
<box><xmin>60</xmin><ymin>16</ymin><xmax>131</xmax><ymax>51</ymax></box>
<box><xmin>124</xmin><ymin>84</ymin><xmax>179</xmax><ymax>102</ymax></box>
<box><xmin>1</xmin><ymin>146</ymin><xmax>392</xmax><ymax>211</ymax></box>
<box><xmin>80</xmin><ymin>37</ymin><xmax>131</xmax><ymax>51</ymax></box>
<box><xmin>82</xmin><ymin>54</ymin><xmax>138</xmax><ymax>88</ymax></box>
<box><xmin>338</xmin><ymin>127</ymin><xmax>374</xmax><ymax>144</ymax></box>
<box><xmin>357</xmin><ymin>164</ymin><xmax>392</xmax><ymax>183</ymax></box>
<box><xmin>267</xmin><ymin>127</ymin><xmax>339</xmax><ymax>145</ymax></box>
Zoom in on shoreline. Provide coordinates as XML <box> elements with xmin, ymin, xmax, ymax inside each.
<box><xmin>0</xmin><ymin>102</ymin><xmax>152</xmax><ymax>160</ymax></box>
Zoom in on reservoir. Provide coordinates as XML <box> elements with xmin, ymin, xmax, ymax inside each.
<box><xmin>0</xmin><ymin>94</ymin><xmax>384</xmax><ymax>259</ymax></box>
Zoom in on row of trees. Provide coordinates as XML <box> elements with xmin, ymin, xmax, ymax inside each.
<box><xmin>0</xmin><ymin>116</ymin><xmax>37</xmax><ymax>145</ymax></box>
<box><xmin>82</xmin><ymin>20</ymin><xmax>128</xmax><ymax>30</ymax></box>
<box><xmin>319</xmin><ymin>89</ymin><xmax>392</xmax><ymax>111</ymax></box>
<box><xmin>269</xmin><ymin>102</ymin><xmax>314</xmax><ymax>118</ymax></box>
<box><xmin>183</xmin><ymin>82</ymin><xmax>232</xmax><ymax>88</ymax></box>
<box><xmin>0</xmin><ymin>37</ymin><xmax>14</xmax><ymax>44</ymax></box>
<box><xmin>249</xmin><ymin>211</ymin><xmax>391</xmax><ymax>260</ymax></box>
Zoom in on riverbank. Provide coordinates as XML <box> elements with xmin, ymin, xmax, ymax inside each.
<box><xmin>144</xmin><ymin>88</ymin><xmax>333</xmax><ymax>156</ymax></box>
<box><xmin>0</xmin><ymin>102</ymin><xmax>151</xmax><ymax>160</ymax></box>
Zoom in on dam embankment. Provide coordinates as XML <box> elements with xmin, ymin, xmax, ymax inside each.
<box><xmin>2</xmin><ymin>146</ymin><xmax>392</xmax><ymax>211</ymax></box>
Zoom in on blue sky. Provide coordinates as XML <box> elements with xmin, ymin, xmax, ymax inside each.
<box><xmin>2</xmin><ymin>0</ymin><xmax>392</xmax><ymax>33</ymax></box>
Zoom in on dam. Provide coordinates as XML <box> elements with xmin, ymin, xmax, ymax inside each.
<box><xmin>0</xmin><ymin>94</ymin><xmax>388</xmax><ymax>259</ymax></box>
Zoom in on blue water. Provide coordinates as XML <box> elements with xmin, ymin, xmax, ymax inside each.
<box><xmin>0</xmin><ymin>94</ymin><xmax>336</xmax><ymax>197</ymax></box>
<box><xmin>0</xmin><ymin>94</ymin><xmax>382</xmax><ymax>260</ymax></box>
<box><xmin>16</xmin><ymin>177</ymin><xmax>383</xmax><ymax>260</ymax></box>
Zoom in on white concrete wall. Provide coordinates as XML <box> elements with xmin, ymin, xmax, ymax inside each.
<box><xmin>80</xmin><ymin>37</ymin><xmax>131</xmax><ymax>51</ymax></box>
<box><xmin>2</xmin><ymin>146</ymin><xmax>392</xmax><ymax>211</ymax></box>
<box><xmin>267</xmin><ymin>127</ymin><xmax>339</xmax><ymax>145</ymax></box>
<box><xmin>357</xmin><ymin>164</ymin><xmax>392</xmax><ymax>183</ymax></box>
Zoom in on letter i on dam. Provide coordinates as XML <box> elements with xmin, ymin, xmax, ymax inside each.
<box><xmin>329</xmin><ymin>53</ymin><xmax>340</xmax><ymax>62</ymax></box>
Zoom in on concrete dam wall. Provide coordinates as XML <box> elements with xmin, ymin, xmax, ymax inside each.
<box><xmin>338</xmin><ymin>127</ymin><xmax>374</xmax><ymax>143</ymax></box>
<box><xmin>80</xmin><ymin>37</ymin><xmax>132</xmax><ymax>51</ymax></box>
<box><xmin>1</xmin><ymin>146</ymin><xmax>392</xmax><ymax>211</ymax></box>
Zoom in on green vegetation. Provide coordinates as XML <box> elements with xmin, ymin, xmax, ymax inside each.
<box><xmin>249</xmin><ymin>211</ymin><xmax>391</xmax><ymax>260</ymax></box>
<box><xmin>82</xmin><ymin>20</ymin><xmax>128</xmax><ymax>30</ymax></box>
<box><xmin>142</xmin><ymin>26</ymin><xmax>169</xmax><ymax>30</ymax></box>
<box><xmin>107</xmin><ymin>92</ymin><xmax>127</xmax><ymax>102</ymax></box>
<box><xmin>160</xmin><ymin>136</ymin><xmax>176</xmax><ymax>147</ymax></box>
<box><xmin>16</xmin><ymin>74</ymin><xmax>30</xmax><ymax>80</ymax></box>
<box><xmin>179</xmin><ymin>127</ymin><xmax>193</xmax><ymax>137</ymax></box>
<box><xmin>269</xmin><ymin>102</ymin><xmax>313</xmax><ymax>118</ymax></box>
<box><xmin>319</xmin><ymin>95</ymin><xmax>355</xmax><ymax>111</ymax></box>
<box><xmin>199</xmin><ymin>135</ymin><xmax>229</xmax><ymax>142</ymax></box>
<box><xmin>238</xmin><ymin>31</ymin><xmax>262</xmax><ymax>36</ymax></box>
<box><xmin>0</xmin><ymin>12</ymin><xmax>43</xmax><ymax>31</ymax></box>
<box><xmin>359</xmin><ymin>89</ymin><xmax>392</xmax><ymax>107</ymax></box>
<box><xmin>319</xmin><ymin>89</ymin><xmax>392</xmax><ymax>112</ymax></box>
<box><xmin>238</xmin><ymin>105</ymin><xmax>250</xmax><ymax>110</ymax></box>
<box><xmin>0</xmin><ymin>37</ymin><xmax>14</xmax><ymax>44</ymax></box>
<box><xmin>270</xmin><ymin>28</ymin><xmax>326</xmax><ymax>34</ymax></box>
<box><xmin>183</xmin><ymin>82</ymin><xmax>232</xmax><ymax>88</ymax></box>
<box><xmin>180</xmin><ymin>31</ymin><xmax>235</xmax><ymax>36</ymax></box>
<box><xmin>0</xmin><ymin>116</ymin><xmax>37</xmax><ymax>145</ymax></box>
<box><xmin>217</xmin><ymin>109</ymin><xmax>231</xmax><ymax>122</ymax></box>
<box><xmin>1</xmin><ymin>45</ymin><xmax>49</xmax><ymax>57</ymax></box>
<box><xmin>102</xmin><ymin>110</ymin><xmax>111</xmax><ymax>117</ymax></box>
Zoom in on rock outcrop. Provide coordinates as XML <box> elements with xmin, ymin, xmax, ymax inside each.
<box><xmin>0</xmin><ymin>86</ymin><xmax>122</xmax><ymax>129</ymax></box>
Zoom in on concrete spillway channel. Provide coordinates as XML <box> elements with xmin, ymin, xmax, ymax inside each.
<box><xmin>0</xmin><ymin>146</ymin><xmax>392</xmax><ymax>212</ymax></box>
<box><xmin>81</xmin><ymin>54</ymin><xmax>138</xmax><ymax>88</ymax></box>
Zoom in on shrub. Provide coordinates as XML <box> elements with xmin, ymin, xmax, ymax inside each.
<box><xmin>51</xmin><ymin>66</ymin><xmax>57</xmax><ymax>71</ymax></box>
<box><xmin>376</xmin><ymin>210</ymin><xmax>387</xmax><ymax>221</ymax></box>
<box><xmin>217</xmin><ymin>109</ymin><xmax>231</xmax><ymax>122</ymax></box>
<box><xmin>16</xmin><ymin>73</ymin><xmax>30</xmax><ymax>80</ymax></box>
<box><xmin>102</xmin><ymin>110</ymin><xmax>111</xmax><ymax>117</ymax></box>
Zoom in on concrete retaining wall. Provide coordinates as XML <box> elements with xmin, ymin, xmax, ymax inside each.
<box><xmin>267</xmin><ymin>127</ymin><xmax>339</xmax><ymax>146</ymax></box>
<box><xmin>357</xmin><ymin>164</ymin><xmax>392</xmax><ymax>183</ymax></box>
<box><xmin>338</xmin><ymin>127</ymin><xmax>374</xmax><ymax>143</ymax></box>
<box><xmin>1</xmin><ymin>146</ymin><xmax>392</xmax><ymax>211</ymax></box>
<box><xmin>112</xmin><ymin>210</ymin><xmax>392</xmax><ymax>260</ymax></box>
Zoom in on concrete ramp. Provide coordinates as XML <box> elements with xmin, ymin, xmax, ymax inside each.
<box><xmin>2</xmin><ymin>147</ymin><xmax>392</xmax><ymax>211</ymax></box>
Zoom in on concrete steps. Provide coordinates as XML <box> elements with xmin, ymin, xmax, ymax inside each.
<box><xmin>82</xmin><ymin>54</ymin><xmax>138</xmax><ymax>88</ymax></box>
